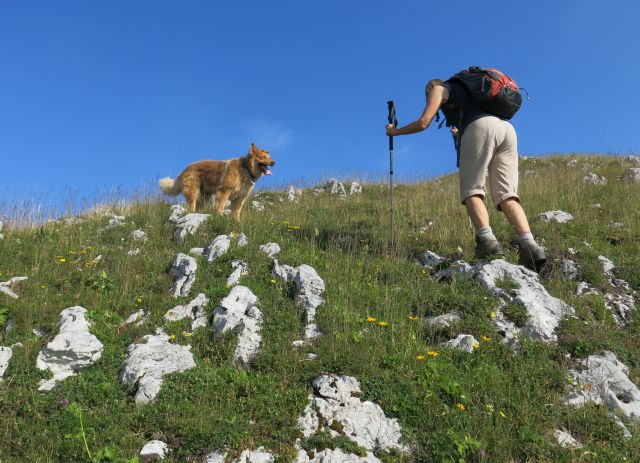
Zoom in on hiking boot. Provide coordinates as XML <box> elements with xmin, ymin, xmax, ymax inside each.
<box><xmin>518</xmin><ymin>240</ymin><xmax>547</xmax><ymax>272</ymax></box>
<box><xmin>475</xmin><ymin>235</ymin><xmax>504</xmax><ymax>259</ymax></box>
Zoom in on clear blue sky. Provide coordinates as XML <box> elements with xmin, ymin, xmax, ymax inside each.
<box><xmin>1</xmin><ymin>0</ymin><xmax>639</xmax><ymax>214</ymax></box>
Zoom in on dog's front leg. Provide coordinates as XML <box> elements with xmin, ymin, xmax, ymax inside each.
<box><xmin>214</xmin><ymin>190</ymin><xmax>231</xmax><ymax>215</ymax></box>
<box><xmin>230</xmin><ymin>196</ymin><xmax>249</xmax><ymax>222</ymax></box>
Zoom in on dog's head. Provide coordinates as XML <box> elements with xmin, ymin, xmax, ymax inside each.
<box><xmin>247</xmin><ymin>143</ymin><xmax>276</xmax><ymax>177</ymax></box>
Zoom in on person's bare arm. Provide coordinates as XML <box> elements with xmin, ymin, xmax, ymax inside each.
<box><xmin>386</xmin><ymin>85</ymin><xmax>449</xmax><ymax>136</ymax></box>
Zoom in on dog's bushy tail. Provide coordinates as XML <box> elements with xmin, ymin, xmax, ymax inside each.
<box><xmin>159</xmin><ymin>177</ymin><xmax>182</xmax><ymax>196</ymax></box>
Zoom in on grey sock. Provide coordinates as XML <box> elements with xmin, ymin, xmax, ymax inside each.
<box><xmin>519</xmin><ymin>232</ymin><xmax>535</xmax><ymax>243</ymax></box>
<box><xmin>476</xmin><ymin>226</ymin><xmax>497</xmax><ymax>241</ymax></box>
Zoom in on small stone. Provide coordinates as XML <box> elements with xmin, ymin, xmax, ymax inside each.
<box><xmin>424</xmin><ymin>311</ymin><xmax>462</xmax><ymax>329</ymax></box>
<box><xmin>189</xmin><ymin>247</ymin><xmax>205</xmax><ymax>256</ymax></box>
<box><xmin>127</xmin><ymin>248</ymin><xmax>140</xmax><ymax>256</ymax></box>
<box><xmin>140</xmin><ymin>440</ymin><xmax>169</xmax><ymax>462</ymax></box>
<box><xmin>325</xmin><ymin>179</ymin><xmax>347</xmax><ymax>197</ymax></box>
<box><xmin>251</xmin><ymin>200</ymin><xmax>265</xmax><ymax>211</ymax></box>
<box><xmin>349</xmin><ymin>182</ymin><xmax>362</xmax><ymax>194</ymax></box>
<box><xmin>538</xmin><ymin>210</ymin><xmax>573</xmax><ymax>223</ymax></box>
<box><xmin>203</xmin><ymin>451</ymin><xmax>228</xmax><ymax>463</ymax></box>
<box><xmin>130</xmin><ymin>229</ymin><xmax>148</xmax><ymax>242</ymax></box>
<box><xmin>416</xmin><ymin>251</ymin><xmax>445</xmax><ymax>269</ymax></box>
<box><xmin>557</xmin><ymin>258</ymin><xmax>580</xmax><ymax>280</ymax></box>
<box><xmin>124</xmin><ymin>309</ymin><xmax>146</xmax><ymax>326</ymax></box>
<box><xmin>203</xmin><ymin>234</ymin><xmax>232</xmax><ymax>262</ymax></box>
<box><xmin>583</xmin><ymin>172</ymin><xmax>607</xmax><ymax>185</ymax></box>
<box><xmin>0</xmin><ymin>346</ymin><xmax>12</xmax><ymax>378</ymax></box>
<box><xmin>442</xmin><ymin>334</ymin><xmax>480</xmax><ymax>353</ymax></box>
<box><xmin>622</xmin><ymin>168</ymin><xmax>640</xmax><ymax>183</ymax></box>
<box><xmin>286</xmin><ymin>185</ymin><xmax>302</xmax><ymax>202</ymax></box>
<box><xmin>173</xmin><ymin>213</ymin><xmax>210</xmax><ymax>242</ymax></box>
<box><xmin>167</xmin><ymin>205</ymin><xmax>186</xmax><ymax>224</ymax></box>
<box><xmin>0</xmin><ymin>276</ymin><xmax>28</xmax><ymax>299</ymax></box>
<box><xmin>554</xmin><ymin>430</ymin><xmax>582</xmax><ymax>448</ymax></box>
<box><xmin>169</xmin><ymin>253</ymin><xmax>197</xmax><ymax>298</ymax></box>
<box><xmin>226</xmin><ymin>260</ymin><xmax>249</xmax><ymax>287</ymax></box>
<box><xmin>164</xmin><ymin>293</ymin><xmax>209</xmax><ymax>331</ymax></box>
<box><xmin>237</xmin><ymin>233</ymin><xmax>249</xmax><ymax>247</ymax></box>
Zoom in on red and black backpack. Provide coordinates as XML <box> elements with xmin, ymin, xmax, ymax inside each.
<box><xmin>445</xmin><ymin>66</ymin><xmax>523</xmax><ymax>120</ymax></box>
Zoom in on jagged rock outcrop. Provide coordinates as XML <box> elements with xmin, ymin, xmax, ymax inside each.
<box><xmin>164</xmin><ymin>293</ymin><xmax>209</xmax><ymax>331</ymax></box>
<box><xmin>273</xmin><ymin>260</ymin><xmax>325</xmax><ymax>344</ymax></box>
<box><xmin>474</xmin><ymin>259</ymin><xmax>575</xmax><ymax>344</ymax></box>
<box><xmin>204</xmin><ymin>234</ymin><xmax>232</xmax><ymax>262</ymax></box>
<box><xmin>598</xmin><ymin>255</ymin><xmax>636</xmax><ymax>326</ymax></box>
<box><xmin>140</xmin><ymin>440</ymin><xmax>169</xmax><ymax>462</ymax></box>
<box><xmin>212</xmin><ymin>286</ymin><xmax>263</xmax><ymax>366</ymax></box>
<box><xmin>566</xmin><ymin>351</ymin><xmax>640</xmax><ymax>423</ymax></box>
<box><xmin>538</xmin><ymin>210</ymin><xmax>573</xmax><ymax>223</ymax></box>
<box><xmin>119</xmin><ymin>329</ymin><xmax>195</xmax><ymax>404</ymax></box>
<box><xmin>168</xmin><ymin>204</ymin><xmax>187</xmax><ymax>224</ymax></box>
<box><xmin>298</xmin><ymin>374</ymin><xmax>407</xmax><ymax>453</ymax></box>
<box><xmin>0</xmin><ymin>276</ymin><xmax>28</xmax><ymax>299</ymax></box>
<box><xmin>169</xmin><ymin>253</ymin><xmax>197</xmax><ymax>297</ymax></box>
<box><xmin>259</xmin><ymin>242</ymin><xmax>281</xmax><ymax>259</ymax></box>
<box><xmin>226</xmin><ymin>260</ymin><xmax>249</xmax><ymax>287</ymax></box>
<box><xmin>173</xmin><ymin>213</ymin><xmax>210</xmax><ymax>242</ymax></box>
<box><xmin>36</xmin><ymin>306</ymin><xmax>104</xmax><ymax>391</ymax></box>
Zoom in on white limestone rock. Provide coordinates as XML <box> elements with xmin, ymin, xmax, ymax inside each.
<box><xmin>233</xmin><ymin>448</ymin><xmax>274</xmax><ymax>463</ymax></box>
<box><xmin>583</xmin><ymin>172</ymin><xmax>608</xmax><ymax>185</ymax></box>
<box><xmin>474</xmin><ymin>259</ymin><xmax>575</xmax><ymax>343</ymax></box>
<box><xmin>424</xmin><ymin>311</ymin><xmax>462</xmax><ymax>330</ymax></box>
<box><xmin>106</xmin><ymin>215</ymin><xmax>126</xmax><ymax>228</ymax></box>
<box><xmin>273</xmin><ymin>259</ymin><xmax>297</xmax><ymax>282</ymax></box>
<box><xmin>349</xmin><ymin>182</ymin><xmax>362</xmax><ymax>195</ymax></box>
<box><xmin>237</xmin><ymin>233</ymin><xmax>249</xmax><ymax>247</ymax></box>
<box><xmin>575</xmin><ymin>281</ymin><xmax>598</xmax><ymax>297</ymax></box>
<box><xmin>298</xmin><ymin>374</ymin><xmax>407</xmax><ymax>453</ymax></box>
<box><xmin>130</xmin><ymin>229</ymin><xmax>148</xmax><ymax>242</ymax></box>
<box><xmin>212</xmin><ymin>286</ymin><xmax>263</xmax><ymax>366</ymax></box>
<box><xmin>538</xmin><ymin>210</ymin><xmax>573</xmax><ymax>223</ymax></box>
<box><xmin>259</xmin><ymin>242</ymin><xmax>281</xmax><ymax>259</ymax></box>
<box><xmin>624</xmin><ymin>155</ymin><xmax>640</xmax><ymax>166</ymax></box>
<box><xmin>124</xmin><ymin>309</ymin><xmax>147</xmax><ymax>326</ymax></box>
<box><xmin>164</xmin><ymin>293</ymin><xmax>209</xmax><ymax>331</ymax></box>
<box><xmin>553</xmin><ymin>430</ymin><xmax>582</xmax><ymax>449</ymax></box>
<box><xmin>174</xmin><ymin>213</ymin><xmax>210</xmax><ymax>242</ymax></box>
<box><xmin>325</xmin><ymin>179</ymin><xmax>346</xmax><ymax>197</ymax></box>
<box><xmin>566</xmin><ymin>351</ymin><xmax>640</xmax><ymax>423</ymax></box>
<box><xmin>295</xmin><ymin>448</ymin><xmax>382</xmax><ymax>463</ymax></box>
<box><xmin>140</xmin><ymin>440</ymin><xmax>169</xmax><ymax>462</ymax></box>
<box><xmin>168</xmin><ymin>204</ymin><xmax>187</xmax><ymax>224</ymax></box>
<box><xmin>190</xmin><ymin>247</ymin><xmax>205</xmax><ymax>256</ymax></box>
<box><xmin>442</xmin><ymin>334</ymin><xmax>479</xmax><ymax>353</ymax></box>
<box><xmin>557</xmin><ymin>258</ymin><xmax>580</xmax><ymax>280</ymax></box>
<box><xmin>251</xmin><ymin>200</ymin><xmax>265</xmax><ymax>211</ymax></box>
<box><xmin>0</xmin><ymin>276</ymin><xmax>28</xmax><ymax>299</ymax></box>
<box><xmin>169</xmin><ymin>253</ymin><xmax>197</xmax><ymax>298</ymax></box>
<box><xmin>203</xmin><ymin>450</ymin><xmax>227</xmax><ymax>463</ymax></box>
<box><xmin>36</xmin><ymin>306</ymin><xmax>104</xmax><ymax>391</ymax></box>
<box><xmin>598</xmin><ymin>255</ymin><xmax>636</xmax><ymax>326</ymax></box>
<box><xmin>0</xmin><ymin>346</ymin><xmax>12</xmax><ymax>379</ymax></box>
<box><xmin>622</xmin><ymin>168</ymin><xmax>640</xmax><ymax>183</ymax></box>
<box><xmin>435</xmin><ymin>260</ymin><xmax>473</xmax><ymax>281</ymax></box>
<box><xmin>119</xmin><ymin>329</ymin><xmax>195</xmax><ymax>404</ymax></box>
<box><xmin>226</xmin><ymin>260</ymin><xmax>249</xmax><ymax>287</ymax></box>
<box><xmin>286</xmin><ymin>185</ymin><xmax>303</xmax><ymax>202</ymax></box>
<box><xmin>203</xmin><ymin>234</ymin><xmax>232</xmax><ymax>262</ymax></box>
<box><xmin>416</xmin><ymin>251</ymin><xmax>446</xmax><ymax>269</ymax></box>
<box><xmin>127</xmin><ymin>248</ymin><xmax>140</xmax><ymax>256</ymax></box>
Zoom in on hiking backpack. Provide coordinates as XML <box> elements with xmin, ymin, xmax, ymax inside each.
<box><xmin>445</xmin><ymin>66</ymin><xmax>523</xmax><ymax>120</ymax></box>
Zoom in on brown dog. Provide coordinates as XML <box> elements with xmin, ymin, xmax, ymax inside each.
<box><xmin>159</xmin><ymin>143</ymin><xmax>276</xmax><ymax>221</ymax></box>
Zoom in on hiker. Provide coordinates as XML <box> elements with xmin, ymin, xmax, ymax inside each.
<box><xmin>385</xmin><ymin>69</ymin><xmax>546</xmax><ymax>271</ymax></box>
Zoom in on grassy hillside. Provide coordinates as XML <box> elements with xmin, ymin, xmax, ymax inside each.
<box><xmin>0</xmin><ymin>154</ymin><xmax>639</xmax><ymax>462</ymax></box>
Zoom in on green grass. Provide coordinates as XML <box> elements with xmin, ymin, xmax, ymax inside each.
<box><xmin>0</xmin><ymin>154</ymin><xmax>639</xmax><ymax>462</ymax></box>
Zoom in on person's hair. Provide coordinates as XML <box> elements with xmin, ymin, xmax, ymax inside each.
<box><xmin>425</xmin><ymin>79</ymin><xmax>444</xmax><ymax>96</ymax></box>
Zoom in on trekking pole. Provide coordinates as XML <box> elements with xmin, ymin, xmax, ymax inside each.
<box><xmin>387</xmin><ymin>100</ymin><xmax>398</xmax><ymax>249</ymax></box>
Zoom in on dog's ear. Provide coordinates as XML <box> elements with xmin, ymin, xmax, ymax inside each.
<box><xmin>249</xmin><ymin>142</ymin><xmax>259</xmax><ymax>157</ymax></box>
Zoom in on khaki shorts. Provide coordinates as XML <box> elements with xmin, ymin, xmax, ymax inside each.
<box><xmin>459</xmin><ymin>116</ymin><xmax>519</xmax><ymax>209</ymax></box>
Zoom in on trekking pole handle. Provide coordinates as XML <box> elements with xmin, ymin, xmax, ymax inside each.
<box><xmin>387</xmin><ymin>100</ymin><xmax>397</xmax><ymax>151</ymax></box>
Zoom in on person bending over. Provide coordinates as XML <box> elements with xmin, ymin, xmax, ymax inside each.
<box><xmin>385</xmin><ymin>78</ymin><xmax>546</xmax><ymax>271</ymax></box>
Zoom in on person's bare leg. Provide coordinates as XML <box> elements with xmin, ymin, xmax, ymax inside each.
<box><xmin>464</xmin><ymin>195</ymin><xmax>490</xmax><ymax>230</ymax></box>
<box><xmin>499</xmin><ymin>198</ymin><xmax>530</xmax><ymax>235</ymax></box>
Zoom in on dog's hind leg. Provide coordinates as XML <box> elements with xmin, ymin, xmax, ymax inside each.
<box><xmin>214</xmin><ymin>190</ymin><xmax>231</xmax><ymax>216</ymax></box>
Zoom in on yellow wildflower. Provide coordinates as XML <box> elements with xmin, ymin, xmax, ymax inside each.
<box><xmin>185</xmin><ymin>332</ymin><xmax>192</xmax><ymax>337</ymax></box>
<box><xmin>58</xmin><ymin>257</ymin><xmax>67</xmax><ymax>263</ymax></box>
<box><xmin>427</xmin><ymin>351</ymin><xmax>439</xmax><ymax>357</ymax></box>
<box><xmin>378</xmin><ymin>321</ymin><xmax>389</xmax><ymax>327</ymax></box>
<box><xmin>490</xmin><ymin>311</ymin><xmax>496</xmax><ymax>318</ymax></box>
<box><xmin>416</xmin><ymin>355</ymin><xmax>426</xmax><ymax>361</ymax></box>
<box><xmin>367</xmin><ymin>317</ymin><xmax>377</xmax><ymax>322</ymax></box>
<box><xmin>408</xmin><ymin>315</ymin><xmax>420</xmax><ymax>321</ymax></box>
<box><xmin>499</xmin><ymin>411</ymin><xmax>506</xmax><ymax>418</ymax></box>
<box><xmin>270</xmin><ymin>279</ymin><xmax>277</xmax><ymax>284</ymax></box>
<box><xmin>472</xmin><ymin>343</ymin><xmax>480</xmax><ymax>349</ymax></box>
<box><xmin>170</xmin><ymin>334</ymin><xmax>176</xmax><ymax>341</ymax></box>
<box><xmin>482</xmin><ymin>336</ymin><xmax>491</xmax><ymax>342</ymax></box>
<box><xmin>292</xmin><ymin>226</ymin><xmax>300</xmax><ymax>230</ymax></box>
<box><xmin>136</xmin><ymin>297</ymin><xmax>143</xmax><ymax>304</ymax></box>
<box><xmin>456</xmin><ymin>403</ymin><xmax>465</xmax><ymax>411</ymax></box>
<box><xmin>486</xmin><ymin>404</ymin><xmax>494</xmax><ymax>413</ymax></box>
